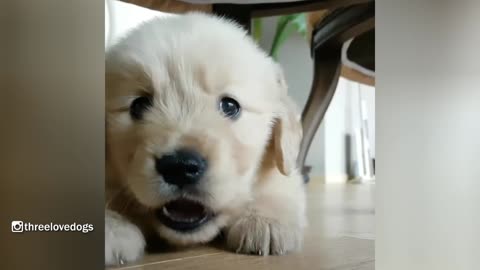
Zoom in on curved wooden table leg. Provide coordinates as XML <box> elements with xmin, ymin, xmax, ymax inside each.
<box><xmin>297</xmin><ymin>3</ymin><xmax>374</xmax><ymax>182</ymax></box>
<box><xmin>297</xmin><ymin>48</ymin><xmax>343</xmax><ymax>173</ymax></box>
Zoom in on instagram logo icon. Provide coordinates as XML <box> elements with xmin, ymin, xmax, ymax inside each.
<box><xmin>11</xmin><ymin>221</ymin><xmax>24</xmax><ymax>233</ymax></box>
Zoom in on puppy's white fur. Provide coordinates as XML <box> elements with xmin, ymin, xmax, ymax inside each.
<box><xmin>105</xmin><ymin>13</ymin><xmax>306</xmax><ymax>266</ymax></box>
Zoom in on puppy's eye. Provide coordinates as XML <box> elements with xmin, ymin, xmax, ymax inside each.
<box><xmin>130</xmin><ymin>95</ymin><xmax>153</xmax><ymax>120</ymax></box>
<box><xmin>219</xmin><ymin>97</ymin><xmax>241</xmax><ymax>120</ymax></box>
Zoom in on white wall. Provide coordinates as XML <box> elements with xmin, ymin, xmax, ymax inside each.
<box><xmin>107</xmin><ymin>0</ymin><xmax>173</xmax><ymax>47</ymax></box>
<box><xmin>324</xmin><ymin>78</ymin><xmax>351</xmax><ymax>181</ymax></box>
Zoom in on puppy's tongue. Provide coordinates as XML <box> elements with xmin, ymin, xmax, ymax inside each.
<box><xmin>162</xmin><ymin>199</ymin><xmax>206</xmax><ymax>223</ymax></box>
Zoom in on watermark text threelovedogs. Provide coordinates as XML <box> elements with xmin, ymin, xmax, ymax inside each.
<box><xmin>11</xmin><ymin>220</ymin><xmax>94</xmax><ymax>233</ymax></box>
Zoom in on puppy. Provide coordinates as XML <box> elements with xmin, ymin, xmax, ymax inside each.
<box><xmin>105</xmin><ymin>13</ymin><xmax>306</xmax><ymax>266</ymax></box>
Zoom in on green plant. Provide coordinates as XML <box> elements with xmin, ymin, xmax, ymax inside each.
<box><xmin>252</xmin><ymin>14</ymin><xmax>308</xmax><ymax>60</ymax></box>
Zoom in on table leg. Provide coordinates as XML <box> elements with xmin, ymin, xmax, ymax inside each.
<box><xmin>298</xmin><ymin>48</ymin><xmax>343</xmax><ymax>182</ymax></box>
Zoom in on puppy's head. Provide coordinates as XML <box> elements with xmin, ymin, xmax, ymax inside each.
<box><xmin>106</xmin><ymin>13</ymin><xmax>302</xmax><ymax>245</ymax></box>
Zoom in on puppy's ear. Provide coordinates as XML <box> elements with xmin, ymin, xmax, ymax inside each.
<box><xmin>272</xmin><ymin>97</ymin><xmax>303</xmax><ymax>176</ymax></box>
<box><xmin>270</xmin><ymin>65</ymin><xmax>303</xmax><ymax>176</ymax></box>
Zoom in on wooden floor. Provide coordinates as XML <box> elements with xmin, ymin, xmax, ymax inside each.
<box><xmin>109</xmin><ymin>180</ymin><xmax>375</xmax><ymax>270</ymax></box>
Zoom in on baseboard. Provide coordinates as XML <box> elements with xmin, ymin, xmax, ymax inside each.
<box><xmin>349</xmin><ymin>176</ymin><xmax>376</xmax><ymax>184</ymax></box>
<box><xmin>310</xmin><ymin>174</ymin><xmax>349</xmax><ymax>184</ymax></box>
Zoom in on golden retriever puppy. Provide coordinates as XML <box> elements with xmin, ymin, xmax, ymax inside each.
<box><xmin>105</xmin><ymin>12</ymin><xmax>306</xmax><ymax>266</ymax></box>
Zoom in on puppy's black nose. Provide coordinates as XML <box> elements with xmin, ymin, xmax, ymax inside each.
<box><xmin>155</xmin><ymin>149</ymin><xmax>207</xmax><ymax>187</ymax></box>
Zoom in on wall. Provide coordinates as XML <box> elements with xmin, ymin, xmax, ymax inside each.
<box><xmin>107</xmin><ymin>0</ymin><xmax>171</xmax><ymax>47</ymax></box>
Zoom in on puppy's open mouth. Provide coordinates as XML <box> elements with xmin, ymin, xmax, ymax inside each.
<box><xmin>155</xmin><ymin>199</ymin><xmax>213</xmax><ymax>232</ymax></box>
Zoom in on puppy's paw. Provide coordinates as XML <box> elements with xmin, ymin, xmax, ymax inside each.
<box><xmin>226</xmin><ymin>214</ymin><xmax>302</xmax><ymax>256</ymax></box>
<box><xmin>105</xmin><ymin>210</ymin><xmax>146</xmax><ymax>266</ymax></box>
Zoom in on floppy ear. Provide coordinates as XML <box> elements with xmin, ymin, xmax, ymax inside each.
<box><xmin>272</xmin><ymin>97</ymin><xmax>303</xmax><ymax>176</ymax></box>
<box><xmin>269</xmin><ymin>64</ymin><xmax>303</xmax><ymax>176</ymax></box>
